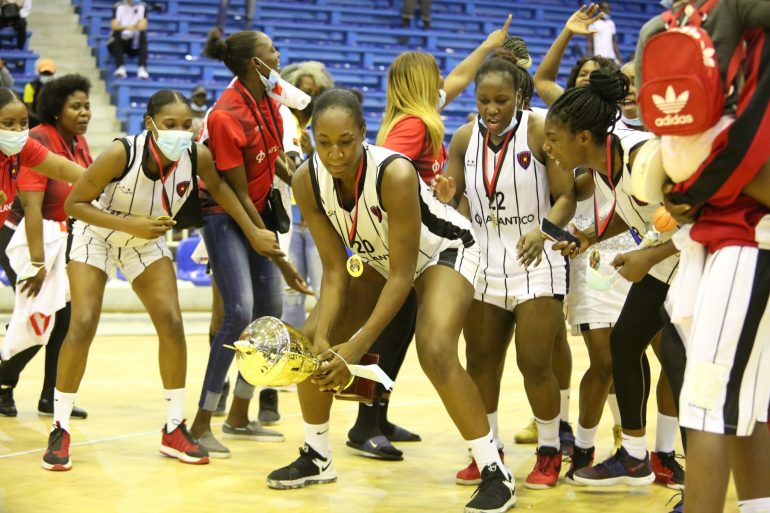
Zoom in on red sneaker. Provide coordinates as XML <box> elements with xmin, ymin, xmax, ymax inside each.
<box><xmin>41</xmin><ymin>421</ymin><xmax>72</xmax><ymax>471</ymax></box>
<box><xmin>456</xmin><ymin>450</ymin><xmax>505</xmax><ymax>485</ymax></box>
<box><xmin>651</xmin><ymin>451</ymin><xmax>685</xmax><ymax>490</ymax></box>
<box><xmin>524</xmin><ymin>446</ymin><xmax>562</xmax><ymax>489</ymax></box>
<box><xmin>159</xmin><ymin>420</ymin><xmax>209</xmax><ymax>465</ymax></box>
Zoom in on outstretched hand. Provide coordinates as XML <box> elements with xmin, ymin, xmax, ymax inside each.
<box><xmin>565</xmin><ymin>4</ymin><xmax>604</xmax><ymax>35</ymax></box>
<box><xmin>484</xmin><ymin>14</ymin><xmax>513</xmax><ymax>49</ymax></box>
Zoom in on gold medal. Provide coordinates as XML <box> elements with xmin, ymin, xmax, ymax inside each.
<box><xmin>346</xmin><ymin>254</ymin><xmax>363</xmax><ymax>278</ymax></box>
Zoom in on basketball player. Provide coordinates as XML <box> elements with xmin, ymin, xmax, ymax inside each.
<box><xmin>42</xmin><ymin>89</ymin><xmax>281</xmax><ymax>471</ymax></box>
<box><xmin>433</xmin><ymin>50</ymin><xmax>576</xmax><ymax>489</ymax></box>
<box><xmin>266</xmin><ymin>89</ymin><xmax>516</xmax><ymax>513</ymax></box>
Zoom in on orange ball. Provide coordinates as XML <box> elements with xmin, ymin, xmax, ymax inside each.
<box><xmin>653</xmin><ymin>206</ymin><xmax>677</xmax><ymax>232</ymax></box>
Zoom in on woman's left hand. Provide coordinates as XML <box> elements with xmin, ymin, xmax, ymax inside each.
<box><xmin>19</xmin><ymin>267</ymin><xmax>46</xmax><ymax>297</ymax></box>
<box><xmin>275</xmin><ymin>257</ymin><xmax>314</xmax><ymax>295</ymax></box>
<box><xmin>612</xmin><ymin>249</ymin><xmax>654</xmax><ymax>282</ymax></box>
<box><xmin>517</xmin><ymin>228</ymin><xmax>545</xmax><ymax>268</ymax></box>
<box><xmin>312</xmin><ymin>340</ymin><xmax>366</xmax><ymax>392</ymax></box>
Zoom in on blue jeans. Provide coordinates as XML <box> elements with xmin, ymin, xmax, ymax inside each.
<box><xmin>198</xmin><ymin>213</ymin><xmax>282</xmax><ymax>411</ymax></box>
<box><xmin>282</xmin><ymin>223</ymin><xmax>322</xmax><ymax>328</ymax></box>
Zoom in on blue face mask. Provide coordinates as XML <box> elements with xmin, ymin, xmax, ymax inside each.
<box><xmin>258</xmin><ymin>68</ymin><xmax>281</xmax><ymax>92</ymax></box>
<box><xmin>622</xmin><ymin>114</ymin><xmax>643</xmax><ymax>127</ymax></box>
<box><xmin>0</xmin><ymin>128</ymin><xmax>29</xmax><ymax>156</ymax></box>
<box><xmin>150</xmin><ymin>120</ymin><xmax>192</xmax><ymax>161</ymax></box>
<box><xmin>437</xmin><ymin>88</ymin><xmax>447</xmax><ymax>110</ymax></box>
<box><xmin>584</xmin><ymin>250</ymin><xmax>621</xmax><ymax>291</ymax></box>
<box><xmin>660</xmin><ymin>0</ymin><xmax>674</xmax><ymax>9</ymax></box>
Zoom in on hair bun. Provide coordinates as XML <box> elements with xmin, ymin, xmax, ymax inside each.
<box><xmin>501</xmin><ymin>36</ymin><xmax>532</xmax><ymax>69</ymax></box>
<box><xmin>587</xmin><ymin>69</ymin><xmax>629</xmax><ymax>106</ymax></box>
<box><xmin>491</xmin><ymin>48</ymin><xmax>530</xmax><ymax>70</ymax></box>
<box><xmin>204</xmin><ymin>28</ymin><xmax>228</xmax><ymax>61</ymax></box>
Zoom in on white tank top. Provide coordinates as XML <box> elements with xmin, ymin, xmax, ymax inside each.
<box><xmin>592</xmin><ymin>127</ymin><xmax>679</xmax><ymax>284</ymax></box>
<box><xmin>74</xmin><ymin>132</ymin><xmax>196</xmax><ymax>247</ymax></box>
<box><xmin>309</xmin><ymin>144</ymin><xmax>475</xmax><ymax>278</ymax></box>
<box><xmin>464</xmin><ymin>111</ymin><xmax>566</xmax><ymax>285</ymax></box>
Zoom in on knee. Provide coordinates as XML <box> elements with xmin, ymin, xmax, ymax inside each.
<box><xmin>417</xmin><ymin>342</ymin><xmax>458</xmax><ymax>384</ymax></box>
<box><xmin>516</xmin><ymin>352</ymin><xmax>551</xmax><ymax>382</ymax></box>
<box><xmin>588</xmin><ymin>353</ymin><xmax>614</xmax><ymax>382</ymax></box>
<box><xmin>67</xmin><ymin>313</ymin><xmax>100</xmax><ymax>346</ymax></box>
<box><xmin>157</xmin><ymin>312</ymin><xmax>185</xmax><ymax>340</ymax></box>
<box><xmin>466</xmin><ymin>343</ymin><xmax>504</xmax><ymax>376</ymax></box>
<box><xmin>224</xmin><ymin>300</ymin><xmax>254</xmax><ymax>330</ymax></box>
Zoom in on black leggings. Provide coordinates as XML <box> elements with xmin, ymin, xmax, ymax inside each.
<box><xmin>366</xmin><ymin>288</ymin><xmax>418</xmax><ymax>393</ymax></box>
<box><xmin>610</xmin><ymin>274</ymin><xmax>670</xmax><ymax>431</ymax></box>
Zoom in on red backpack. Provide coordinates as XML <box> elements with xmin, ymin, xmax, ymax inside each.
<box><xmin>639</xmin><ymin>0</ymin><xmax>742</xmax><ymax>135</ymax></box>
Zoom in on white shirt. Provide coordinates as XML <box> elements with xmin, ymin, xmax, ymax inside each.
<box><xmin>589</xmin><ymin>18</ymin><xmax>618</xmax><ymax>61</ymax></box>
<box><xmin>113</xmin><ymin>0</ymin><xmax>146</xmax><ymax>40</ymax></box>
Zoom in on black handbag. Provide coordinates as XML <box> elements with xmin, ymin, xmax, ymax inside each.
<box><xmin>266</xmin><ymin>186</ymin><xmax>290</xmax><ymax>234</ymax></box>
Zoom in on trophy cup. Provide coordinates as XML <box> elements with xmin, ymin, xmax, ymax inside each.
<box><xmin>226</xmin><ymin>316</ymin><xmax>380</xmax><ymax>403</ymax></box>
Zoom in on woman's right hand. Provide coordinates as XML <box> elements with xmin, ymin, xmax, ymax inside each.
<box><xmin>565</xmin><ymin>4</ymin><xmax>603</xmax><ymax>35</ymax></box>
<box><xmin>551</xmin><ymin>223</ymin><xmax>592</xmax><ymax>259</ymax></box>
<box><xmin>245</xmin><ymin>227</ymin><xmax>285</xmax><ymax>257</ymax></box>
<box><xmin>483</xmin><ymin>14</ymin><xmax>512</xmax><ymax>49</ymax></box>
<box><xmin>431</xmin><ymin>175</ymin><xmax>456</xmax><ymax>204</ymax></box>
<box><xmin>125</xmin><ymin>216</ymin><xmax>176</xmax><ymax>240</ymax></box>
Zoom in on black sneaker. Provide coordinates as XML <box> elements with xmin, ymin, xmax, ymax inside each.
<box><xmin>652</xmin><ymin>450</ymin><xmax>685</xmax><ymax>490</ymax></box>
<box><xmin>41</xmin><ymin>421</ymin><xmax>72</xmax><ymax>471</ymax></box>
<box><xmin>0</xmin><ymin>386</ymin><xmax>17</xmax><ymax>417</ymax></box>
<box><xmin>38</xmin><ymin>398</ymin><xmax>88</xmax><ymax>419</ymax></box>
<box><xmin>258</xmin><ymin>387</ymin><xmax>281</xmax><ymax>426</ymax></box>
<box><xmin>266</xmin><ymin>444</ymin><xmax>337</xmax><ymax>489</ymax></box>
<box><xmin>559</xmin><ymin>421</ymin><xmax>575</xmax><ymax>457</ymax></box>
<box><xmin>464</xmin><ymin>463</ymin><xmax>516</xmax><ymax>513</ymax></box>
<box><xmin>214</xmin><ymin>377</ymin><xmax>229</xmax><ymax>417</ymax></box>
<box><xmin>565</xmin><ymin>445</ymin><xmax>595</xmax><ymax>484</ymax></box>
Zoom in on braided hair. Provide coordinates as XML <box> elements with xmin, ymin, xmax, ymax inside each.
<box><xmin>475</xmin><ymin>49</ymin><xmax>531</xmax><ymax>104</ymax></box>
<box><xmin>548</xmin><ymin>68</ymin><xmax>628</xmax><ymax>141</ymax></box>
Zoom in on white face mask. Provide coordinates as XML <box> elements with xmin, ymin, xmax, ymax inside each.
<box><xmin>584</xmin><ymin>250</ymin><xmax>620</xmax><ymax>291</ymax></box>
<box><xmin>150</xmin><ymin>119</ymin><xmax>193</xmax><ymax>161</ymax></box>
<box><xmin>39</xmin><ymin>74</ymin><xmax>54</xmax><ymax>84</ymax></box>
<box><xmin>0</xmin><ymin>128</ymin><xmax>29</xmax><ymax>156</ymax></box>
<box><xmin>479</xmin><ymin>112</ymin><xmax>519</xmax><ymax>136</ymax></box>
<box><xmin>621</xmin><ymin>114</ymin><xmax>643</xmax><ymax>127</ymax></box>
<box><xmin>258</xmin><ymin>68</ymin><xmax>281</xmax><ymax>92</ymax></box>
<box><xmin>436</xmin><ymin>88</ymin><xmax>447</xmax><ymax>110</ymax></box>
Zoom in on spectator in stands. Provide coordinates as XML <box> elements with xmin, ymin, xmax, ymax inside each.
<box><xmin>281</xmin><ymin>61</ymin><xmax>333</xmax><ymax>158</ymax></box>
<box><xmin>0</xmin><ymin>0</ymin><xmax>30</xmax><ymax>50</ymax></box>
<box><xmin>24</xmin><ymin>58</ymin><xmax>55</xmax><ymax>129</ymax></box>
<box><xmin>190</xmin><ymin>85</ymin><xmax>208</xmax><ymax>138</ymax></box>
<box><xmin>0</xmin><ymin>75</ymin><xmax>92</xmax><ymax>419</ymax></box>
<box><xmin>217</xmin><ymin>0</ymin><xmax>257</xmax><ymax>31</ymax></box>
<box><xmin>587</xmin><ymin>1</ymin><xmax>621</xmax><ymax>63</ymax></box>
<box><xmin>402</xmin><ymin>0</ymin><xmax>431</xmax><ymax>29</ymax></box>
<box><xmin>0</xmin><ymin>59</ymin><xmax>14</xmax><ymax>88</ymax></box>
<box><xmin>108</xmin><ymin>0</ymin><xmax>149</xmax><ymax>80</ymax></box>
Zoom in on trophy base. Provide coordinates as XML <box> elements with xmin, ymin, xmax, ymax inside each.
<box><xmin>330</xmin><ymin>353</ymin><xmax>380</xmax><ymax>404</ymax></box>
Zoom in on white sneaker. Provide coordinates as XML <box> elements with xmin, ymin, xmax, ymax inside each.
<box><xmin>113</xmin><ymin>65</ymin><xmax>127</xmax><ymax>79</ymax></box>
<box><xmin>137</xmin><ymin>66</ymin><xmax>150</xmax><ymax>80</ymax></box>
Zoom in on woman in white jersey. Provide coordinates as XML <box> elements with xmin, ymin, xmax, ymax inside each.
<box><xmin>266</xmin><ymin>89</ymin><xmax>516</xmax><ymax>513</ymax></box>
<box><xmin>435</xmin><ymin>50</ymin><xmax>576</xmax><ymax>490</ymax></box>
<box><xmin>42</xmin><ymin>90</ymin><xmax>281</xmax><ymax>471</ymax></box>
<box><xmin>544</xmin><ymin>69</ymin><xmax>681</xmax><ymax>487</ymax></box>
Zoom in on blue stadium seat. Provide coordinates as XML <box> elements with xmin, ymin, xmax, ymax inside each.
<box><xmin>176</xmin><ymin>236</ymin><xmax>211</xmax><ymax>287</ymax></box>
<box><xmin>0</xmin><ymin>267</ymin><xmax>10</xmax><ymax>287</ymax></box>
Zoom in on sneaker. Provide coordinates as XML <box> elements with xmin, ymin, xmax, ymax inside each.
<box><xmin>513</xmin><ymin>418</ymin><xmax>538</xmax><ymax>444</ymax></box>
<box><xmin>258</xmin><ymin>388</ymin><xmax>281</xmax><ymax>426</ymax></box>
<box><xmin>612</xmin><ymin>425</ymin><xmax>623</xmax><ymax>454</ymax></box>
<box><xmin>159</xmin><ymin>420</ymin><xmax>209</xmax><ymax>464</ymax></box>
<box><xmin>222</xmin><ymin>420</ymin><xmax>284</xmax><ymax>442</ymax></box>
<box><xmin>565</xmin><ymin>445</ymin><xmax>595</xmax><ymax>484</ymax></box>
<box><xmin>464</xmin><ymin>463</ymin><xmax>516</xmax><ymax>513</ymax></box>
<box><xmin>113</xmin><ymin>65</ymin><xmax>127</xmax><ymax>78</ymax></box>
<box><xmin>266</xmin><ymin>444</ymin><xmax>337</xmax><ymax>489</ymax></box>
<box><xmin>0</xmin><ymin>386</ymin><xmax>17</xmax><ymax>417</ymax></box>
<box><xmin>559</xmin><ymin>421</ymin><xmax>575</xmax><ymax>457</ymax></box>
<box><xmin>38</xmin><ymin>398</ymin><xmax>88</xmax><ymax>419</ymax></box>
<box><xmin>573</xmin><ymin>446</ymin><xmax>655</xmax><ymax>486</ymax></box>
<box><xmin>213</xmin><ymin>377</ymin><xmax>229</xmax><ymax>417</ymax></box>
<box><xmin>651</xmin><ymin>451</ymin><xmax>685</xmax><ymax>490</ymax></box>
<box><xmin>41</xmin><ymin>421</ymin><xmax>71</xmax><ymax>471</ymax></box>
<box><xmin>524</xmin><ymin>446</ymin><xmax>562</xmax><ymax>489</ymax></box>
<box><xmin>197</xmin><ymin>430</ymin><xmax>231</xmax><ymax>459</ymax></box>
<box><xmin>137</xmin><ymin>66</ymin><xmax>150</xmax><ymax>80</ymax></box>
<box><xmin>456</xmin><ymin>450</ymin><xmax>505</xmax><ymax>486</ymax></box>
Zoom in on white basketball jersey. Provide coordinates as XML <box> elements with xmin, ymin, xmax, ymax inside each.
<box><xmin>309</xmin><ymin>144</ymin><xmax>475</xmax><ymax>278</ymax></box>
<box><xmin>465</xmin><ymin>111</ymin><xmax>566</xmax><ymax>290</ymax></box>
<box><xmin>593</xmin><ymin>127</ymin><xmax>679</xmax><ymax>284</ymax></box>
<box><xmin>73</xmin><ymin>132</ymin><xmax>196</xmax><ymax>247</ymax></box>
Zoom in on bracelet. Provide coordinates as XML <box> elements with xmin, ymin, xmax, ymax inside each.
<box><xmin>30</xmin><ymin>261</ymin><xmax>45</xmax><ymax>268</ymax></box>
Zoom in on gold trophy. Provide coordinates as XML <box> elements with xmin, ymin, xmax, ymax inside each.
<box><xmin>226</xmin><ymin>317</ymin><xmax>378</xmax><ymax>402</ymax></box>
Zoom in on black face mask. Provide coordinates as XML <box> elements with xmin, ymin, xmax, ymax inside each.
<box><xmin>300</xmin><ymin>96</ymin><xmax>315</xmax><ymax>117</ymax></box>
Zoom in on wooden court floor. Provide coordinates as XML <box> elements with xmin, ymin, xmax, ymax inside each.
<box><xmin>0</xmin><ymin>320</ymin><xmax>737</xmax><ymax>513</ymax></box>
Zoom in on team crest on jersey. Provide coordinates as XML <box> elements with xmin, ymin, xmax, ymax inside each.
<box><xmin>176</xmin><ymin>181</ymin><xmax>190</xmax><ymax>197</ymax></box>
<box><xmin>517</xmin><ymin>151</ymin><xmax>532</xmax><ymax>170</ymax></box>
<box><xmin>256</xmin><ymin>151</ymin><xmax>266</xmax><ymax>163</ymax></box>
<box><xmin>370</xmin><ymin>205</ymin><xmax>383</xmax><ymax>223</ymax></box>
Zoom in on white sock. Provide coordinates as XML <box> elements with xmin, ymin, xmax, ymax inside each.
<box><xmin>163</xmin><ymin>388</ymin><xmax>185</xmax><ymax>433</ymax></box>
<box><xmin>607</xmin><ymin>394</ymin><xmax>621</xmax><ymax>426</ymax></box>
<box><xmin>655</xmin><ymin>413</ymin><xmax>679</xmax><ymax>453</ymax></box>
<box><xmin>560</xmin><ymin>389</ymin><xmax>571</xmax><ymax>424</ymax></box>
<box><xmin>621</xmin><ymin>433</ymin><xmax>648</xmax><ymax>460</ymax></box>
<box><xmin>535</xmin><ymin>415</ymin><xmax>560</xmax><ymax>450</ymax></box>
<box><xmin>575</xmin><ymin>422</ymin><xmax>599</xmax><ymax>450</ymax></box>
<box><xmin>53</xmin><ymin>389</ymin><xmax>77</xmax><ymax>432</ymax></box>
<box><xmin>304</xmin><ymin>421</ymin><xmax>331</xmax><ymax>458</ymax></box>
<box><xmin>739</xmin><ymin>497</ymin><xmax>770</xmax><ymax>513</ymax></box>
<box><xmin>467</xmin><ymin>430</ymin><xmax>507</xmax><ymax>477</ymax></box>
<box><xmin>487</xmin><ymin>412</ymin><xmax>503</xmax><ymax>451</ymax></box>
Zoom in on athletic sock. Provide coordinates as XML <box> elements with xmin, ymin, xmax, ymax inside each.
<box><xmin>739</xmin><ymin>497</ymin><xmax>770</xmax><ymax>513</ymax></box>
<box><xmin>575</xmin><ymin>422</ymin><xmax>599</xmax><ymax>450</ymax></box>
<box><xmin>535</xmin><ymin>415</ymin><xmax>560</xmax><ymax>450</ymax></box>
<box><xmin>655</xmin><ymin>413</ymin><xmax>679</xmax><ymax>453</ymax></box>
<box><xmin>53</xmin><ymin>389</ymin><xmax>76</xmax><ymax>432</ymax></box>
<box><xmin>348</xmin><ymin>401</ymin><xmax>381</xmax><ymax>443</ymax></box>
<box><xmin>377</xmin><ymin>397</ymin><xmax>397</xmax><ymax>436</ymax></box>
<box><xmin>607</xmin><ymin>393</ymin><xmax>621</xmax><ymax>426</ymax></box>
<box><xmin>467</xmin><ymin>430</ymin><xmax>507</xmax><ymax>477</ymax></box>
<box><xmin>622</xmin><ymin>433</ymin><xmax>648</xmax><ymax>460</ymax></box>
<box><xmin>560</xmin><ymin>389</ymin><xmax>571</xmax><ymax>424</ymax></box>
<box><xmin>304</xmin><ymin>421</ymin><xmax>331</xmax><ymax>458</ymax></box>
<box><xmin>163</xmin><ymin>388</ymin><xmax>185</xmax><ymax>433</ymax></box>
<box><xmin>488</xmin><ymin>411</ymin><xmax>503</xmax><ymax>451</ymax></box>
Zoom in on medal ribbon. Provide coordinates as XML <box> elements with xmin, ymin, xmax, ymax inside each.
<box><xmin>337</xmin><ymin>153</ymin><xmax>366</xmax><ymax>248</ymax></box>
<box><xmin>147</xmin><ymin>135</ymin><xmax>179</xmax><ymax>216</ymax></box>
<box><xmin>481</xmin><ymin>127</ymin><xmax>515</xmax><ymax>199</ymax></box>
<box><xmin>593</xmin><ymin>134</ymin><xmax>617</xmax><ymax>240</ymax></box>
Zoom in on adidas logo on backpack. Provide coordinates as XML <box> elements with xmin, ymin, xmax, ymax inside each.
<box><xmin>652</xmin><ymin>86</ymin><xmax>694</xmax><ymax>127</ymax></box>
